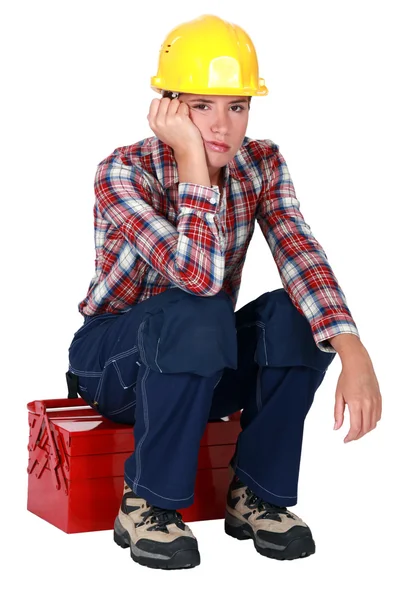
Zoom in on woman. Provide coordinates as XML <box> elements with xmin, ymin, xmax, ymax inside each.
<box><xmin>67</xmin><ymin>14</ymin><xmax>381</xmax><ymax>570</ymax></box>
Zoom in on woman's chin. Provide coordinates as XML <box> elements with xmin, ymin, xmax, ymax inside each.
<box><xmin>205</xmin><ymin>151</ymin><xmax>232</xmax><ymax>169</ymax></box>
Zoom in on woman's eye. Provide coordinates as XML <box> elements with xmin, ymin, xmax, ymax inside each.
<box><xmin>191</xmin><ymin>104</ymin><xmax>245</xmax><ymax>112</ymax></box>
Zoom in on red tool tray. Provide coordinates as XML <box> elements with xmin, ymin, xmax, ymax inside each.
<box><xmin>27</xmin><ymin>398</ymin><xmax>241</xmax><ymax>533</ymax></box>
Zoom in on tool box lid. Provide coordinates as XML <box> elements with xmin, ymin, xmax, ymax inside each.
<box><xmin>27</xmin><ymin>399</ymin><xmax>241</xmax><ymax>457</ymax></box>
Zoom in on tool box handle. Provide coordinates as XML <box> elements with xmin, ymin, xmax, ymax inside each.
<box><xmin>27</xmin><ymin>398</ymin><xmax>89</xmax><ymax>414</ymax></box>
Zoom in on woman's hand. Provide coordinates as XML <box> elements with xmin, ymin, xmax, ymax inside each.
<box><xmin>333</xmin><ymin>343</ymin><xmax>382</xmax><ymax>442</ymax></box>
<box><xmin>147</xmin><ymin>97</ymin><xmax>204</xmax><ymax>157</ymax></box>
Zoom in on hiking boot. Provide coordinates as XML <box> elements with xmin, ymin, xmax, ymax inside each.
<box><xmin>113</xmin><ymin>482</ymin><xmax>200</xmax><ymax>569</ymax></box>
<box><xmin>225</xmin><ymin>475</ymin><xmax>315</xmax><ymax>560</ymax></box>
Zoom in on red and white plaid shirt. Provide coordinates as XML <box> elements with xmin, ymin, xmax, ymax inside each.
<box><xmin>78</xmin><ymin>135</ymin><xmax>359</xmax><ymax>352</ymax></box>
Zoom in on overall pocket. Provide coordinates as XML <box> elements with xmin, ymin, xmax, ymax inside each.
<box><xmin>88</xmin><ymin>347</ymin><xmax>140</xmax><ymax>424</ymax></box>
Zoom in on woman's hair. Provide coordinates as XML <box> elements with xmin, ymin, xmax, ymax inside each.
<box><xmin>162</xmin><ymin>90</ymin><xmax>180</xmax><ymax>100</ymax></box>
<box><xmin>161</xmin><ymin>89</ymin><xmax>251</xmax><ymax>108</ymax></box>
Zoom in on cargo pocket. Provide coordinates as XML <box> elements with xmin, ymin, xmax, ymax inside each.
<box><xmin>253</xmin><ymin>288</ymin><xmax>336</xmax><ymax>372</ymax></box>
<box><xmin>139</xmin><ymin>294</ymin><xmax>238</xmax><ymax>377</ymax></box>
<box><xmin>91</xmin><ymin>346</ymin><xmax>140</xmax><ymax>424</ymax></box>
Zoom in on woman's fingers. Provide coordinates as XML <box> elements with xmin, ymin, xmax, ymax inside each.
<box><xmin>146</xmin><ymin>96</ymin><xmax>204</xmax><ymax>153</ymax></box>
<box><xmin>177</xmin><ymin>101</ymin><xmax>189</xmax><ymax>116</ymax></box>
<box><xmin>147</xmin><ymin>98</ymin><xmax>160</xmax><ymax>126</ymax></box>
<box><xmin>166</xmin><ymin>98</ymin><xmax>181</xmax><ymax>117</ymax></box>
<box><xmin>344</xmin><ymin>400</ymin><xmax>362</xmax><ymax>442</ymax></box>
<box><xmin>334</xmin><ymin>392</ymin><xmax>345</xmax><ymax>429</ymax></box>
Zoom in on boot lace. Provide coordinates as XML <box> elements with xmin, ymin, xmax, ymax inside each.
<box><xmin>245</xmin><ymin>489</ymin><xmax>290</xmax><ymax>519</ymax></box>
<box><xmin>143</xmin><ymin>506</ymin><xmax>185</xmax><ymax>531</ymax></box>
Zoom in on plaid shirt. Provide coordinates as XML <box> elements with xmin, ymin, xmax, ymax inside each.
<box><xmin>79</xmin><ymin>136</ymin><xmax>360</xmax><ymax>352</ymax></box>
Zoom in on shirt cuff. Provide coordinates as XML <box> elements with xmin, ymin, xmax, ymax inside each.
<box><xmin>178</xmin><ymin>183</ymin><xmax>221</xmax><ymax>213</ymax></box>
<box><xmin>312</xmin><ymin>314</ymin><xmax>360</xmax><ymax>353</ymax></box>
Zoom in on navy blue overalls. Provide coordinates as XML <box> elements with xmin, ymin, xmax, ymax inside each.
<box><xmin>68</xmin><ymin>287</ymin><xmax>336</xmax><ymax>509</ymax></box>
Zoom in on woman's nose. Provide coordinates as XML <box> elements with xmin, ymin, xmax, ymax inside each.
<box><xmin>211</xmin><ymin>110</ymin><xmax>229</xmax><ymax>135</ymax></box>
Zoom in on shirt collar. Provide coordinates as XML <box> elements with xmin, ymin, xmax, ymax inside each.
<box><xmin>150</xmin><ymin>136</ymin><xmax>255</xmax><ymax>189</ymax></box>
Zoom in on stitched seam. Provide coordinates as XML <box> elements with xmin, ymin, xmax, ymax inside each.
<box><xmin>235</xmin><ymin>465</ymin><xmax>297</xmax><ymax>499</ymax></box>
<box><xmin>112</xmin><ymin>361</ymin><xmax>126</xmax><ymax>388</ymax></box>
<box><xmin>72</xmin><ymin>348</ymin><xmax>139</xmax><ymax>392</ymax></box>
<box><xmin>104</xmin><ymin>346</ymin><xmax>139</xmax><ymax>367</ymax></box>
<box><xmin>107</xmin><ymin>400</ymin><xmax>137</xmax><ymax>415</ymax></box>
<box><xmin>94</xmin><ymin>372</ymin><xmax>105</xmax><ymax>403</ymax></box>
<box><xmin>154</xmin><ymin>337</ymin><xmax>163</xmax><ymax>373</ymax></box>
<box><xmin>135</xmin><ymin>483</ymin><xmax>194</xmax><ymax>502</ymax></box>
<box><xmin>69</xmin><ymin>367</ymin><xmax>103</xmax><ymax>377</ymax></box>
<box><xmin>134</xmin><ymin>319</ymin><xmax>150</xmax><ymax>489</ymax></box>
<box><xmin>134</xmin><ymin>365</ymin><xmax>150</xmax><ymax>488</ymax></box>
<box><xmin>112</xmin><ymin>361</ymin><xmax>135</xmax><ymax>389</ymax></box>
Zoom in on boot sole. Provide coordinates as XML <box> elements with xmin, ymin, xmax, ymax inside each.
<box><xmin>225</xmin><ymin>515</ymin><xmax>315</xmax><ymax>561</ymax></box>
<box><xmin>114</xmin><ymin>517</ymin><xmax>201</xmax><ymax>570</ymax></box>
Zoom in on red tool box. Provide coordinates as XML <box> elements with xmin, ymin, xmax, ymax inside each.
<box><xmin>27</xmin><ymin>398</ymin><xmax>241</xmax><ymax>533</ymax></box>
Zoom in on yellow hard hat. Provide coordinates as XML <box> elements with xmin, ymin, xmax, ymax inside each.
<box><xmin>151</xmin><ymin>14</ymin><xmax>268</xmax><ymax>97</ymax></box>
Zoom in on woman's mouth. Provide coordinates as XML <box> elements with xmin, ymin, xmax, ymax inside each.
<box><xmin>205</xmin><ymin>140</ymin><xmax>231</xmax><ymax>153</ymax></box>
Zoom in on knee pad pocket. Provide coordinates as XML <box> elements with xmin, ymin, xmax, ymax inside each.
<box><xmin>139</xmin><ymin>292</ymin><xmax>238</xmax><ymax>377</ymax></box>
<box><xmin>253</xmin><ymin>288</ymin><xmax>336</xmax><ymax>372</ymax></box>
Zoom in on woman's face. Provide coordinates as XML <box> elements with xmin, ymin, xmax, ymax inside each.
<box><xmin>178</xmin><ymin>93</ymin><xmax>250</xmax><ymax>180</ymax></box>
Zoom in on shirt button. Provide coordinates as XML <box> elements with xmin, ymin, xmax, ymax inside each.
<box><xmin>209</xmin><ymin>198</ymin><xmax>217</xmax><ymax>204</ymax></box>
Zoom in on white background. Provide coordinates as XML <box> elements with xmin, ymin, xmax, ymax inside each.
<box><xmin>2</xmin><ymin>0</ymin><xmax>399</xmax><ymax>597</ymax></box>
